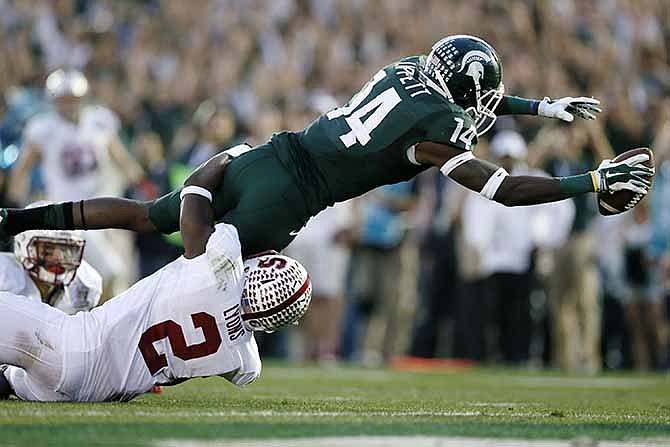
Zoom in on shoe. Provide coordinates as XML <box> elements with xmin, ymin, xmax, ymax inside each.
<box><xmin>0</xmin><ymin>364</ymin><xmax>11</xmax><ymax>400</ymax></box>
<box><xmin>0</xmin><ymin>209</ymin><xmax>10</xmax><ymax>245</ymax></box>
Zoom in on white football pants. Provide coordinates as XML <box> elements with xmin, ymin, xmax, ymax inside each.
<box><xmin>0</xmin><ymin>292</ymin><xmax>69</xmax><ymax>401</ymax></box>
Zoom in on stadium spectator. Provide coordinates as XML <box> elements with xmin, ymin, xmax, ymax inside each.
<box><xmin>341</xmin><ymin>182</ymin><xmax>419</xmax><ymax>364</ymax></box>
<box><xmin>462</xmin><ymin>130</ymin><xmax>575</xmax><ymax>364</ymax></box>
<box><xmin>285</xmin><ymin>202</ymin><xmax>352</xmax><ymax>363</ymax></box>
<box><xmin>621</xmin><ymin>201</ymin><xmax>667</xmax><ymax>370</ymax></box>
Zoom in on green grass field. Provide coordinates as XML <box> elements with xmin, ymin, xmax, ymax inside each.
<box><xmin>1</xmin><ymin>363</ymin><xmax>669</xmax><ymax>446</ymax></box>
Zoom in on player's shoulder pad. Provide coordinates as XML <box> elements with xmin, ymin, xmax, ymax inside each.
<box><xmin>74</xmin><ymin>260</ymin><xmax>103</xmax><ymax>294</ymax></box>
<box><xmin>0</xmin><ymin>253</ymin><xmax>29</xmax><ymax>294</ymax></box>
<box><xmin>82</xmin><ymin>104</ymin><xmax>120</xmax><ymax>132</ymax></box>
<box><xmin>23</xmin><ymin>111</ymin><xmax>59</xmax><ymax>143</ymax></box>
<box><xmin>422</xmin><ymin>105</ymin><xmax>478</xmax><ymax>152</ymax></box>
<box><xmin>206</xmin><ymin>223</ymin><xmax>243</xmax><ymax>263</ymax></box>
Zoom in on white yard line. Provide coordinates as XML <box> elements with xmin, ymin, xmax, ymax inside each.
<box><xmin>154</xmin><ymin>436</ymin><xmax>670</xmax><ymax>447</ymax></box>
<box><xmin>509</xmin><ymin>376</ymin><xmax>663</xmax><ymax>389</ymax></box>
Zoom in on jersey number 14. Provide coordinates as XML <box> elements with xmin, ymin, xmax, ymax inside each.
<box><xmin>327</xmin><ymin>70</ymin><xmax>402</xmax><ymax>148</ymax></box>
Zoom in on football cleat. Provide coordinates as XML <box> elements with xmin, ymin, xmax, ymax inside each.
<box><xmin>0</xmin><ymin>365</ymin><xmax>11</xmax><ymax>400</ymax></box>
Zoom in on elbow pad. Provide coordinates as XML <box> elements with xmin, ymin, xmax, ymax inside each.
<box><xmin>480</xmin><ymin>167</ymin><xmax>509</xmax><ymax>200</ymax></box>
<box><xmin>439</xmin><ymin>151</ymin><xmax>475</xmax><ymax>176</ymax></box>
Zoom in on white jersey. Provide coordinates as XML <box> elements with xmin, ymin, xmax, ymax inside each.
<box><xmin>23</xmin><ymin>105</ymin><xmax>119</xmax><ymax>201</ymax></box>
<box><xmin>0</xmin><ymin>253</ymin><xmax>102</xmax><ymax>314</ymax></box>
<box><xmin>57</xmin><ymin>223</ymin><xmax>261</xmax><ymax>402</ymax></box>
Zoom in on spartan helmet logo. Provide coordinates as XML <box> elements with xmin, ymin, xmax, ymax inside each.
<box><xmin>458</xmin><ymin>50</ymin><xmax>491</xmax><ymax>83</ymax></box>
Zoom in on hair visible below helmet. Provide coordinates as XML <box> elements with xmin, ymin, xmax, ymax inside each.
<box><xmin>422</xmin><ymin>35</ymin><xmax>504</xmax><ymax>136</ymax></box>
<box><xmin>241</xmin><ymin>253</ymin><xmax>312</xmax><ymax>333</ymax></box>
<box><xmin>46</xmin><ymin>69</ymin><xmax>89</xmax><ymax>98</ymax></box>
<box><xmin>13</xmin><ymin>202</ymin><xmax>85</xmax><ymax>286</ymax></box>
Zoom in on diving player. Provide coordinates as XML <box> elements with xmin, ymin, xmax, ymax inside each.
<box><xmin>0</xmin><ymin>156</ymin><xmax>312</xmax><ymax>401</ymax></box>
<box><xmin>0</xmin><ymin>35</ymin><xmax>653</xmax><ymax>255</ymax></box>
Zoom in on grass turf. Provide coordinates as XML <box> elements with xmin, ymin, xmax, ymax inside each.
<box><xmin>0</xmin><ymin>363</ymin><xmax>669</xmax><ymax>446</ymax></box>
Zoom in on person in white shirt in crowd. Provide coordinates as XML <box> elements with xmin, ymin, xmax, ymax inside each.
<box><xmin>285</xmin><ymin>202</ymin><xmax>352</xmax><ymax>362</ymax></box>
<box><xmin>462</xmin><ymin>130</ymin><xmax>574</xmax><ymax>364</ymax></box>
<box><xmin>8</xmin><ymin>69</ymin><xmax>144</xmax><ymax>298</ymax></box>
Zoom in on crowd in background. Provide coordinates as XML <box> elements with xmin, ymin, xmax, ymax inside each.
<box><xmin>1</xmin><ymin>0</ymin><xmax>669</xmax><ymax>372</ymax></box>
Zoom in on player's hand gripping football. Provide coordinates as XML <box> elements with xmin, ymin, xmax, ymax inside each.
<box><xmin>184</xmin><ymin>152</ymin><xmax>232</xmax><ymax>192</ymax></box>
<box><xmin>591</xmin><ymin>154</ymin><xmax>654</xmax><ymax>195</ymax></box>
<box><xmin>538</xmin><ymin>97</ymin><xmax>602</xmax><ymax>122</ymax></box>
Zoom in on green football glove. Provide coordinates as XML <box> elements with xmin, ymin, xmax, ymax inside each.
<box><xmin>538</xmin><ymin>96</ymin><xmax>602</xmax><ymax>122</ymax></box>
<box><xmin>591</xmin><ymin>154</ymin><xmax>654</xmax><ymax>195</ymax></box>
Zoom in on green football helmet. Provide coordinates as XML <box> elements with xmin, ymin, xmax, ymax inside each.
<box><xmin>422</xmin><ymin>35</ymin><xmax>504</xmax><ymax>136</ymax></box>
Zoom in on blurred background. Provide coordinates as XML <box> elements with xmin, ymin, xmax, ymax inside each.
<box><xmin>1</xmin><ymin>0</ymin><xmax>669</xmax><ymax>373</ymax></box>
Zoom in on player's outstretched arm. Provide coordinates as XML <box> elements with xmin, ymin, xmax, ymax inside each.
<box><xmin>0</xmin><ymin>197</ymin><xmax>157</xmax><ymax>239</ymax></box>
<box><xmin>497</xmin><ymin>95</ymin><xmax>601</xmax><ymax>122</ymax></box>
<box><xmin>415</xmin><ymin>142</ymin><xmax>653</xmax><ymax>207</ymax></box>
<box><xmin>180</xmin><ymin>153</ymin><xmax>231</xmax><ymax>259</ymax></box>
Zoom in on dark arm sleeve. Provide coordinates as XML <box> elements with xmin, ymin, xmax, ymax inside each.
<box><xmin>496</xmin><ymin>95</ymin><xmax>540</xmax><ymax>116</ymax></box>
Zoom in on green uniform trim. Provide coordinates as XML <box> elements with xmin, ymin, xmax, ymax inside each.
<box><xmin>497</xmin><ymin>95</ymin><xmax>540</xmax><ymax>116</ymax></box>
<box><xmin>558</xmin><ymin>173</ymin><xmax>596</xmax><ymax>194</ymax></box>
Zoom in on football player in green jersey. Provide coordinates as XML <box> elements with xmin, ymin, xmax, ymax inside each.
<box><xmin>0</xmin><ymin>35</ymin><xmax>653</xmax><ymax>256</ymax></box>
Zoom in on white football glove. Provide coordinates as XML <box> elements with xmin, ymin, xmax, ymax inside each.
<box><xmin>591</xmin><ymin>154</ymin><xmax>654</xmax><ymax>195</ymax></box>
<box><xmin>538</xmin><ymin>97</ymin><xmax>602</xmax><ymax>122</ymax></box>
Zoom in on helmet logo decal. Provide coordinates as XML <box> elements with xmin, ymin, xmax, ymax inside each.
<box><xmin>465</xmin><ymin>61</ymin><xmax>485</xmax><ymax>83</ymax></box>
<box><xmin>457</xmin><ymin>50</ymin><xmax>492</xmax><ymax>72</ymax></box>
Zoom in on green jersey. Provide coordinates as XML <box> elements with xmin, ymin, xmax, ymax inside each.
<box><xmin>149</xmin><ymin>56</ymin><xmax>478</xmax><ymax>255</ymax></box>
<box><xmin>275</xmin><ymin>56</ymin><xmax>478</xmax><ymax>214</ymax></box>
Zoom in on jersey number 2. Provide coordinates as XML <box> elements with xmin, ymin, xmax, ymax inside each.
<box><xmin>327</xmin><ymin>70</ymin><xmax>402</xmax><ymax>148</ymax></box>
<box><xmin>139</xmin><ymin>312</ymin><xmax>222</xmax><ymax>375</ymax></box>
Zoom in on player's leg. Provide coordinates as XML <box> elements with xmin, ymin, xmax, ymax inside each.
<box><xmin>220</xmin><ymin>157</ymin><xmax>312</xmax><ymax>256</ymax></box>
<box><xmin>3</xmin><ymin>366</ymin><xmax>69</xmax><ymax>401</ymax></box>
<box><xmin>0</xmin><ymin>292</ymin><xmax>67</xmax><ymax>394</ymax></box>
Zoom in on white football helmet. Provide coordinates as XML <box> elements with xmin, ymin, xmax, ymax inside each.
<box><xmin>13</xmin><ymin>202</ymin><xmax>85</xmax><ymax>286</ymax></box>
<box><xmin>241</xmin><ymin>252</ymin><xmax>312</xmax><ymax>333</ymax></box>
<box><xmin>46</xmin><ymin>69</ymin><xmax>89</xmax><ymax>98</ymax></box>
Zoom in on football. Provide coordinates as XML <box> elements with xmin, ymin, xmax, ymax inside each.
<box><xmin>597</xmin><ymin>147</ymin><xmax>654</xmax><ymax>216</ymax></box>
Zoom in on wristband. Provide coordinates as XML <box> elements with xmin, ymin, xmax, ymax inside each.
<box><xmin>589</xmin><ymin>171</ymin><xmax>600</xmax><ymax>192</ymax></box>
<box><xmin>558</xmin><ymin>173</ymin><xmax>596</xmax><ymax>194</ymax></box>
<box><xmin>480</xmin><ymin>167</ymin><xmax>509</xmax><ymax>200</ymax></box>
<box><xmin>180</xmin><ymin>185</ymin><xmax>213</xmax><ymax>202</ymax></box>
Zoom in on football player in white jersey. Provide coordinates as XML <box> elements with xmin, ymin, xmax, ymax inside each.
<box><xmin>8</xmin><ymin>69</ymin><xmax>145</xmax><ymax>295</ymax></box>
<box><xmin>9</xmin><ymin>69</ymin><xmax>144</xmax><ymax>203</ymax></box>
<box><xmin>0</xmin><ymin>154</ymin><xmax>312</xmax><ymax>402</ymax></box>
<box><xmin>1</xmin><ymin>227</ymin><xmax>102</xmax><ymax>314</ymax></box>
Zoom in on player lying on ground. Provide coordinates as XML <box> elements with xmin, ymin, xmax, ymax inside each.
<box><xmin>0</xmin><ymin>35</ymin><xmax>653</xmax><ymax>255</ymax></box>
<box><xmin>0</xmin><ymin>158</ymin><xmax>312</xmax><ymax>402</ymax></box>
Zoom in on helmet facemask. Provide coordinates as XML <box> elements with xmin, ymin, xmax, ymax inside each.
<box><xmin>466</xmin><ymin>76</ymin><xmax>505</xmax><ymax>137</ymax></box>
<box><xmin>16</xmin><ymin>233</ymin><xmax>85</xmax><ymax>286</ymax></box>
<box><xmin>240</xmin><ymin>253</ymin><xmax>312</xmax><ymax>333</ymax></box>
